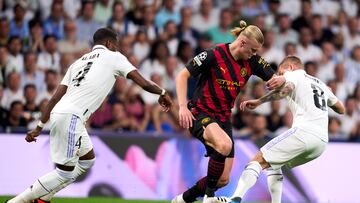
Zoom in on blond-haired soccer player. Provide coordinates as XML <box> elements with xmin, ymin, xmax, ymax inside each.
<box><xmin>206</xmin><ymin>56</ymin><xmax>345</xmax><ymax>203</ymax></box>
<box><xmin>7</xmin><ymin>28</ymin><xmax>172</xmax><ymax>203</ymax></box>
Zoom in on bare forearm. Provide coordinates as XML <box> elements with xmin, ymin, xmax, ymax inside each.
<box><xmin>142</xmin><ymin>80</ymin><xmax>163</xmax><ymax>95</ymax></box>
<box><xmin>259</xmin><ymin>82</ymin><xmax>294</xmax><ymax>104</ymax></box>
<box><xmin>176</xmin><ymin>70</ymin><xmax>189</xmax><ymax>106</ymax></box>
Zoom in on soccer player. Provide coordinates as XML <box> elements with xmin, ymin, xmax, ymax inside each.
<box><xmin>7</xmin><ymin>28</ymin><xmax>172</xmax><ymax>203</ymax></box>
<box><xmin>205</xmin><ymin>56</ymin><xmax>345</xmax><ymax>203</ymax></box>
<box><xmin>172</xmin><ymin>20</ymin><xmax>285</xmax><ymax>203</ymax></box>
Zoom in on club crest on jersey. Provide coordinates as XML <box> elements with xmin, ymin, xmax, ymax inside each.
<box><xmin>201</xmin><ymin>117</ymin><xmax>211</xmax><ymax>125</ymax></box>
<box><xmin>240</xmin><ymin>68</ymin><xmax>247</xmax><ymax>77</ymax></box>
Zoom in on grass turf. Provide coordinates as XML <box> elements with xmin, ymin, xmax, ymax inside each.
<box><xmin>0</xmin><ymin>196</ymin><xmax>170</xmax><ymax>203</ymax></box>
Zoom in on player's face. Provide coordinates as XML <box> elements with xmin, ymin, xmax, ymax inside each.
<box><xmin>239</xmin><ymin>37</ymin><xmax>261</xmax><ymax>60</ymax></box>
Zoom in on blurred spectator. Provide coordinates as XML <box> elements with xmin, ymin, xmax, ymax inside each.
<box><xmin>278</xmin><ymin>0</ymin><xmax>300</xmax><ymax>20</ymax></box>
<box><xmin>176</xmin><ymin>40</ymin><xmax>193</xmax><ymax>67</ymax></box>
<box><xmin>311</xmin><ymin>0</ymin><xmax>340</xmax><ymax>20</ymax></box>
<box><xmin>292</xmin><ymin>0</ymin><xmax>312</xmax><ymax>32</ymax></box>
<box><xmin>108</xmin><ymin>77</ymin><xmax>129</xmax><ymax>104</ymax></box>
<box><xmin>241</xmin><ymin>0</ymin><xmax>267</xmax><ymax>19</ymax></box>
<box><xmin>341</xmin><ymin>96</ymin><xmax>359</xmax><ymax>138</ymax></box>
<box><xmin>0</xmin><ymin>85</ymin><xmax>8</xmax><ymax>129</ymax></box>
<box><xmin>107</xmin><ymin>1</ymin><xmax>137</xmax><ymax>39</ymax></box>
<box><xmin>283</xmin><ymin>42</ymin><xmax>297</xmax><ymax>56</ymax></box>
<box><xmin>20</xmin><ymin>51</ymin><xmax>45</xmax><ymax>92</ymax></box>
<box><xmin>118</xmin><ymin>35</ymin><xmax>133</xmax><ymax>58</ymax></box>
<box><xmin>342</xmin><ymin>0</ymin><xmax>358</xmax><ymax>18</ymax></box>
<box><xmin>142</xmin><ymin>72</ymin><xmax>163</xmax><ymax>105</ymax></box>
<box><xmin>138</xmin><ymin>5</ymin><xmax>159</xmax><ymax>42</ymax></box>
<box><xmin>43</xmin><ymin>1</ymin><xmax>65</xmax><ymax>40</ymax></box>
<box><xmin>0</xmin><ymin>45</ymin><xmax>17</xmax><ymax>84</ymax></box>
<box><xmin>94</xmin><ymin>0</ymin><xmax>113</xmax><ymax>25</ymax></box>
<box><xmin>344</xmin><ymin>46</ymin><xmax>360</xmax><ymax>91</ymax></box>
<box><xmin>63</xmin><ymin>0</ymin><xmax>82</xmax><ymax>20</ymax></box>
<box><xmin>90</xmin><ymin>97</ymin><xmax>113</xmax><ymax>129</ymax></box>
<box><xmin>230</xmin><ymin>0</ymin><xmax>245</xmax><ymax>28</ymax></box>
<box><xmin>37</xmin><ymin>35</ymin><xmax>60</xmax><ymax>71</ymax></box>
<box><xmin>344</xmin><ymin>17</ymin><xmax>360</xmax><ymax>51</ymax></box>
<box><xmin>59</xmin><ymin>53</ymin><xmax>75</xmax><ymax>77</ymax></box>
<box><xmin>38</xmin><ymin>70</ymin><xmax>58</xmax><ymax>101</ymax></box>
<box><xmin>2</xmin><ymin>71</ymin><xmax>24</xmax><ymax>109</ymax></box>
<box><xmin>310</xmin><ymin>14</ymin><xmax>334</xmax><ymax>47</ymax></box>
<box><xmin>328</xmin><ymin>117</ymin><xmax>347</xmax><ymax>141</ymax></box>
<box><xmin>58</xmin><ymin>19</ymin><xmax>89</xmax><ymax>56</ymax></box>
<box><xmin>0</xmin><ymin>17</ymin><xmax>10</xmax><ymax>46</ymax></box>
<box><xmin>207</xmin><ymin>8</ymin><xmax>235</xmax><ymax>44</ymax></box>
<box><xmin>331</xmin><ymin>10</ymin><xmax>348</xmax><ymax>36</ymax></box>
<box><xmin>266</xmin><ymin>100</ymin><xmax>283</xmax><ymax>132</ymax></box>
<box><xmin>354</xmin><ymin>83</ymin><xmax>360</xmax><ymax>113</ymax></box>
<box><xmin>133</xmin><ymin>30</ymin><xmax>150</xmax><ymax>62</ymax></box>
<box><xmin>23</xmin><ymin>84</ymin><xmax>39</xmax><ymax>122</ymax></box>
<box><xmin>265</xmin><ymin>0</ymin><xmax>280</xmax><ymax>29</ymax></box>
<box><xmin>194</xmin><ymin>33</ymin><xmax>213</xmax><ymax>54</ymax></box>
<box><xmin>177</xmin><ymin>6</ymin><xmax>199</xmax><ymax>48</ymax></box>
<box><xmin>103</xmin><ymin>102</ymin><xmax>137</xmax><ymax>131</ymax></box>
<box><xmin>250</xmin><ymin>114</ymin><xmax>271</xmax><ymax>141</ymax></box>
<box><xmin>304</xmin><ymin>61</ymin><xmax>318</xmax><ymax>77</ymax></box>
<box><xmin>260</xmin><ymin>30</ymin><xmax>283</xmax><ymax>66</ymax></box>
<box><xmin>125</xmin><ymin>90</ymin><xmax>151</xmax><ymax>132</ymax></box>
<box><xmin>162</xmin><ymin>20</ymin><xmax>179</xmax><ymax>55</ymax></box>
<box><xmin>274</xmin><ymin>109</ymin><xmax>292</xmax><ymax>135</ymax></box>
<box><xmin>252</xmin><ymin>13</ymin><xmax>266</xmax><ymax>31</ymax></box>
<box><xmin>4</xmin><ymin>100</ymin><xmax>27</xmax><ymax>129</ymax></box>
<box><xmin>9</xmin><ymin>3</ymin><xmax>29</xmax><ymax>40</ymax></box>
<box><xmin>27</xmin><ymin>98</ymin><xmax>50</xmax><ymax>130</ymax></box>
<box><xmin>297</xmin><ymin>27</ymin><xmax>322</xmax><ymax>63</ymax></box>
<box><xmin>7</xmin><ymin>36</ymin><xmax>24</xmax><ymax>73</ymax></box>
<box><xmin>28</xmin><ymin>19</ymin><xmax>45</xmax><ymax>52</ymax></box>
<box><xmin>191</xmin><ymin>0</ymin><xmax>219</xmax><ymax>33</ymax></box>
<box><xmin>232</xmin><ymin>95</ymin><xmax>254</xmax><ymax>136</ymax></box>
<box><xmin>126</xmin><ymin>0</ymin><xmax>146</xmax><ymax>26</ymax></box>
<box><xmin>317</xmin><ymin>42</ymin><xmax>336</xmax><ymax>83</ymax></box>
<box><xmin>334</xmin><ymin>63</ymin><xmax>351</xmax><ymax>102</ymax></box>
<box><xmin>76</xmin><ymin>1</ymin><xmax>102</xmax><ymax>43</ymax></box>
<box><xmin>154</xmin><ymin>0</ymin><xmax>180</xmax><ymax>28</ymax></box>
<box><xmin>251</xmin><ymin>81</ymin><xmax>271</xmax><ymax>116</ymax></box>
<box><xmin>332</xmin><ymin>32</ymin><xmax>349</xmax><ymax>63</ymax></box>
<box><xmin>163</xmin><ymin>56</ymin><xmax>179</xmax><ymax>93</ymax></box>
<box><xmin>140</xmin><ymin>40</ymin><xmax>169</xmax><ymax>79</ymax></box>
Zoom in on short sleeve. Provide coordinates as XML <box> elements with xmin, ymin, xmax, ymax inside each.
<box><xmin>113</xmin><ymin>52</ymin><xmax>137</xmax><ymax>77</ymax></box>
<box><xmin>60</xmin><ymin>66</ymin><xmax>72</xmax><ymax>86</ymax></box>
<box><xmin>283</xmin><ymin>71</ymin><xmax>298</xmax><ymax>87</ymax></box>
<box><xmin>185</xmin><ymin>49</ymin><xmax>214</xmax><ymax>77</ymax></box>
<box><xmin>249</xmin><ymin>55</ymin><xmax>275</xmax><ymax>81</ymax></box>
<box><xmin>325</xmin><ymin>86</ymin><xmax>338</xmax><ymax>106</ymax></box>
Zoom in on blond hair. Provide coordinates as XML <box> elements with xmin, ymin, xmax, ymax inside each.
<box><xmin>279</xmin><ymin>55</ymin><xmax>304</xmax><ymax>69</ymax></box>
<box><xmin>231</xmin><ymin>20</ymin><xmax>264</xmax><ymax>45</ymax></box>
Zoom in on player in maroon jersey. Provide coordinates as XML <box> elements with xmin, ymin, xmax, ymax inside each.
<box><xmin>172</xmin><ymin>20</ymin><xmax>285</xmax><ymax>203</ymax></box>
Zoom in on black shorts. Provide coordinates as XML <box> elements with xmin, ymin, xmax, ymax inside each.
<box><xmin>189</xmin><ymin>112</ymin><xmax>234</xmax><ymax>158</ymax></box>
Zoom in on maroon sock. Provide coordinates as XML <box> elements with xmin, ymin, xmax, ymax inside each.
<box><xmin>183</xmin><ymin>177</ymin><xmax>207</xmax><ymax>202</ymax></box>
<box><xmin>206</xmin><ymin>151</ymin><xmax>226</xmax><ymax>196</ymax></box>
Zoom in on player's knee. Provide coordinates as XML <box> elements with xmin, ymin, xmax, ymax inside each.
<box><xmin>217</xmin><ymin>137</ymin><xmax>232</xmax><ymax>156</ymax></box>
<box><xmin>217</xmin><ymin>177</ymin><xmax>230</xmax><ymax>188</ymax></box>
<box><xmin>56</xmin><ymin>168</ymin><xmax>75</xmax><ymax>182</ymax></box>
<box><xmin>78</xmin><ymin>158</ymin><xmax>96</xmax><ymax>170</ymax></box>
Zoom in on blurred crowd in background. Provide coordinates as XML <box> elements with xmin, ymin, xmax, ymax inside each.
<box><xmin>0</xmin><ymin>0</ymin><xmax>359</xmax><ymax>142</ymax></box>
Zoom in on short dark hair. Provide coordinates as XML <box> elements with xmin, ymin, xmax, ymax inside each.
<box><xmin>93</xmin><ymin>28</ymin><xmax>118</xmax><ymax>45</ymax></box>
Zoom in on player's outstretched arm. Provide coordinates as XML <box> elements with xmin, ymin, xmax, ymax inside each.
<box><xmin>329</xmin><ymin>100</ymin><xmax>345</xmax><ymax>114</ymax></box>
<box><xmin>26</xmin><ymin>85</ymin><xmax>68</xmax><ymax>142</ymax></box>
<box><xmin>240</xmin><ymin>81</ymin><xmax>294</xmax><ymax>111</ymax></box>
<box><xmin>127</xmin><ymin>70</ymin><xmax>172</xmax><ymax>112</ymax></box>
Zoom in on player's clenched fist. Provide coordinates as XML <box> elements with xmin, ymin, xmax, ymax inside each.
<box><xmin>240</xmin><ymin>99</ymin><xmax>261</xmax><ymax>111</ymax></box>
<box><xmin>25</xmin><ymin>127</ymin><xmax>42</xmax><ymax>142</ymax></box>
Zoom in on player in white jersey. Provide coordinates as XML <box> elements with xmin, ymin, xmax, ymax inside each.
<box><xmin>205</xmin><ymin>56</ymin><xmax>345</xmax><ymax>203</ymax></box>
<box><xmin>7</xmin><ymin>28</ymin><xmax>172</xmax><ymax>203</ymax></box>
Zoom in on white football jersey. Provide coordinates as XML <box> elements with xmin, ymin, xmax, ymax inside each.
<box><xmin>52</xmin><ymin>45</ymin><xmax>136</xmax><ymax>122</ymax></box>
<box><xmin>284</xmin><ymin>70</ymin><xmax>338</xmax><ymax>142</ymax></box>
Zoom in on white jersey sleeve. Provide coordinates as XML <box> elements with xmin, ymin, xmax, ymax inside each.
<box><xmin>60</xmin><ymin>65</ymin><xmax>72</xmax><ymax>86</ymax></box>
<box><xmin>113</xmin><ymin>52</ymin><xmax>137</xmax><ymax>77</ymax></box>
<box><xmin>324</xmin><ymin>86</ymin><xmax>338</xmax><ymax>106</ymax></box>
<box><xmin>284</xmin><ymin>71</ymin><xmax>299</xmax><ymax>87</ymax></box>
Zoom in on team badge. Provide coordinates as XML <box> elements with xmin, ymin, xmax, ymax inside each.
<box><xmin>240</xmin><ymin>68</ymin><xmax>247</xmax><ymax>77</ymax></box>
<box><xmin>201</xmin><ymin>117</ymin><xmax>211</xmax><ymax>125</ymax></box>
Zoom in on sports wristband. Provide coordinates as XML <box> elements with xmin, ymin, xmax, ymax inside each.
<box><xmin>37</xmin><ymin>121</ymin><xmax>45</xmax><ymax>128</ymax></box>
<box><xmin>160</xmin><ymin>89</ymin><xmax>166</xmax><ymax>96</ymax></box>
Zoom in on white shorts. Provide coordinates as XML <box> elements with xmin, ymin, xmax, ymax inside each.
<box><xmin>49</xmin><ymin>113</ymin><xmax>93</xmax><ymax>166</ymax></box>
<box><xmin>261</xmin><ymin>127</ymin><xmax>327</xmax><ymax>170</ymax></box>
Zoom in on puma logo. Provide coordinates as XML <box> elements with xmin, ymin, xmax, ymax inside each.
<box><xmin>220</xmin><ymin>67</ymin><xmax>226</xmax><ymax>73</ymax></box>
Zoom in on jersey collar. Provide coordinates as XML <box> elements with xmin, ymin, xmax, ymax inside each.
<box><xmin>92</xmin><ymin>45</ymin><xmax>107</xmax><ymax>51</ymax></box>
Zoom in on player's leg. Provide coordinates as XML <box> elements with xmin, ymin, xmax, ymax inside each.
<box><xmin>40</xmin><ymin>149</ymin><xmax>95</xmax><ymax>201</ymax></box>
<box><xmin>266</xmin><ymin>168</ymin><xmax>283</xmax><ymax>203</ymax></box>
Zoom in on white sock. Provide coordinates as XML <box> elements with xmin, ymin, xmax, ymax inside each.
<box><xmin>231</xmin><ymin>161</ymin><xmax>262</xmax><ymax>199</ymax></box>
<box><xmin>267</xmin><ymin>168</ymin><xmax>283</xmax><ymax>203</ymax></box>
<box><xmin>41</xmin><ymin>159</ymin><xmax>95</xmax><ymax>201</ymax></box>
<box><xmin>8</xmin><ymin>168</ymin><xmax>73</xmax><ymax>203</ymax></box>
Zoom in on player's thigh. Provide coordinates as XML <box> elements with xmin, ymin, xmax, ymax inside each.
<box><xmin>286</xmin><ymin>134</ymin><xmax>327</xmax><ymax>168</ymax></box>
<box><xmin>260</xmin><ymin>127</ymin><xmax>306</xmax><ymax>170</ymax></box>
<box><xmin>203</xmin><ymin>122</ymin><xmax>232</xmax><ymax>150</ymax></box>
<box><xmin>50</xmin><ymin>113</ymin><xmax>89</xmax><ymax>166</ymax></box>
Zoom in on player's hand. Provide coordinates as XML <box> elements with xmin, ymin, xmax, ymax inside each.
<box><xmin>266</xmin><ymin>75</ymin><xmax>285</xmax><ymax>90</ymax></box>
<box><xmin>25</xmin><ymin>126</ymin><xmax>42</xmax><ymax>142</ymax></box>
<box><xmin>178</xmin><ymin>104</ymin><xmax>196</xmax><ymax>129</ymax></box>
<box><xmin>240</xmin><ymin>99</ymin><xmax>261</xmax><ymax>111</ymax></box>
<box><xmin>158</xmin><ymin>93</ymin><xmax>172</xmax><ymax>112</ymax></box>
